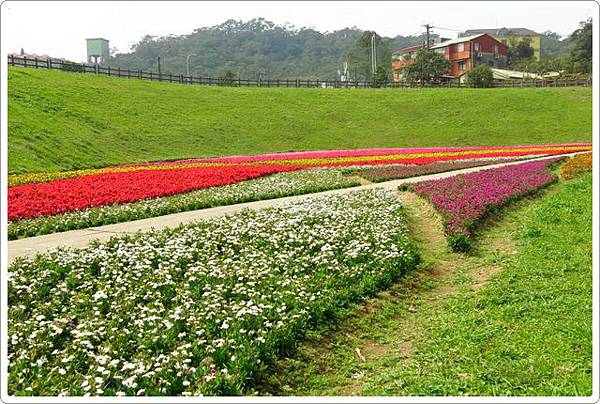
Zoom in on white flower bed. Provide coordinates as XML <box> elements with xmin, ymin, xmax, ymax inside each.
<box><xmin>8</xmin><ymin>189</ymin><xmax>419</xmax><ymax>396</ymax></box>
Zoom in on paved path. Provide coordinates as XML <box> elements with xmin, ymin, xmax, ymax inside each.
<box><xmin>7</xmin><ymin>153</ymin><xmax>578</xmax><ymax>262</ymax></box>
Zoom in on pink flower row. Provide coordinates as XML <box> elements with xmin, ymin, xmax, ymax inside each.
<box><xmin>118</xmin><ymin>143</ymin><xmax>591</xmax><ymax>167</ymax></box>
<box><xmin>403</xmin><ymin>157</ymin><xmax>564</xmax><ymax>251</ymax></box>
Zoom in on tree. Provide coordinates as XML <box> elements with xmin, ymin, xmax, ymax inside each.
<box><xmin>569</xmin><ymin>18</ymin><xmax>592</xmax><ymax>73</ymax></box>
<box><xmin>345</xmin><ymin>31</ymin><xmax>393</xmax><ymax>81</ymax></box>
<box><xmin>401</xmin><ymin>50</ymin><xmax>450</xmax><ymax>83</ymax></box>
<box><xmin>219</xmin><ymin>68</ymin><xmax>236</xmax><ymax>86</ymax></box>
<box><xmin>507</xmin><ymin>37</ymin><xmax>535</xmax><ymax>66</ymax></box>
<box><xmin>540</xmin><ymin>31</ymin><xmax>572</xmax><ymax>59</ymax></box>
<box><xmin>466</xmin><ymin>65</ymin><xmax>494</xmax><ymax>87</ymax></box>
<box><xmin>105</xmin><ymin>18</ymin><xmax>435</xmax><ymax>80</ymax></box>
<box><xmin>372</xmin><ymin>65</ymin><xmax>390</xmax><ymax>87</ymax></box>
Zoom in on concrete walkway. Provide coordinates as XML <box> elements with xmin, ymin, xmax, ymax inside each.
<box><xmin>7</xmin><ymin>153</ymin><xmax>577</xmax><ymax>262</ymax></box>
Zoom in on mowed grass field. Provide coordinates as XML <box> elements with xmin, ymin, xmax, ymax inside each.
<box><xmin>8</xmin><ymin>67</ymin><xmax>592</xmax><ymax>174</ymax></box>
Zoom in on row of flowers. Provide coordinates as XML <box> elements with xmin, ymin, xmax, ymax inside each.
<box><xmin>8</xmin><ymin>164</ymin><xmax>301</xmax><ymax>221</ymax></box>
<box><xmin>8</xmin><ymin>145</ymin><xmax>590</xmax><ymax>222</ymax></box>
<box><xmin>8</xmin><ymin>168</ymin><xmax>361</xmax><ymax>239</ymax></box>
<box><xmin>559</xmin><ymin>152</ymin><xmax>592</xmax><ymax>180</ymax></box>
<box><xmin>8</xmin><ymin>162</ymin><xmax>228</xmax><ymax>188</ymax></box>
<box><xmin>8</xmin><ymin>144</ymin><xmax>591</xmax><ymax>187</ymax></box>
<box><xmin>8</xmin><ymin>189</ymin><xmax>420</xmax><ymax>396</ymax></box>
<box><xmin>123</xmin><ymin>143</ymin><xmax>591</xmax><ymax>165</ymax></box>
<box><xmin>353</xmin><ymin>157</ymin><xmax>525</xmax><ymax>183</ymax></box>
<box><xmin>8</xmin><ymin>157</ymin><xmax>547</xmax><ymax>239</ymax></box>
<box><xmin>400</xmin><ymin>157</ymin><xmax>565</xmax><ymax>251</ymax></box>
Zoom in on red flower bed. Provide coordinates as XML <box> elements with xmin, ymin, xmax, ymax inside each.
<box><xmin>8</xmin><ymin>165</ymin><xmax>301</xmax><ymax>221</ymax></box>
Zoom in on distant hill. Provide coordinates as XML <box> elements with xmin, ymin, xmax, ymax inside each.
<box><xmin>108</xmin><ymin>19</ymin><xmax>577</xmax><ymax>80</ymax></box>
<box><xmin>108</xmin><ymin>18</ymin><xmax>429</xmax><ymax>80</ymax></box>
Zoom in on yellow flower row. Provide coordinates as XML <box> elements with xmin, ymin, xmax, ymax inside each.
<box><xmin>8</xmin><ymin>162</ymin><xmax>228</xmax><ymax>187</ymax></box>
<box><xmin>9</xmin><ymin>145</ymin><xmax>590</xmax><ymax>187</ymax></box>
<box><xmin>248</xmin><ymin>146</ymin><xmax>591</xmax><ymax>166</ymax></box>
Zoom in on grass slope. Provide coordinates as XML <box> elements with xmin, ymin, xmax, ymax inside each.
<box><xmin>262</xmin><ymin>172</ymin><xmax>592</xmax><ymax>396</ymax></box>
<box><xmin>8</xmin><ymin>67</ymin><xmax>592</xmax><ymax>174</ymax></box>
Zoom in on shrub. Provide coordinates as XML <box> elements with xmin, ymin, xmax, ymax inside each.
<box><xmin>467</xmin><ymin>65</ymin><xmax>494</xmax><ymax>88</ymax></box>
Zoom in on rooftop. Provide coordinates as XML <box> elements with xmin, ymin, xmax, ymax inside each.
<box><xmin>462</xmin><ymin>28</ymin><xmax>540</xmax><ymax>37</ymax></box>
<box><xmin>393</xmin><ymin>44</ymin><xmax>425</xmax><ymax>55</ymax></box>
<box><xmin>430</xmin><ymin>34</ymin><xmax>485</xmax><ymax>49</ymax></box>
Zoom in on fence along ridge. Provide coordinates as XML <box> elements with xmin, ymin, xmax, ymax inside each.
<box><xmin>7</xmin><ymin>54</ymin><xmax>592</xmax><ymax>89</ymax></box>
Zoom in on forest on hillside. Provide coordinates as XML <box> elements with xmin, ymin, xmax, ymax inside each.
<box><xmin>108</xmin><ymin>18</ymin><xmax>577</xmax><ymax>80</ymax></box>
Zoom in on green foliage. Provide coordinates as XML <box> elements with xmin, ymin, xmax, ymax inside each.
<box><xmin>466</xmin><ymin>65</ymin><xmax>494</xmax><ymax>88</ymax></box>
<box><xmin>401</xmin><ymin>50</ymin><xmax>451</xmax><ymax>83</ymax></box>
<box><xmin>569</xmin><ymin>18</ymin><xmax>592</xmax><ymax>73</ymax></box>
<box><xmin>60</xmin><ymin>61</ymin><xmax>86</xmax><ymax>73</ymax></box>
<box><xmin>218</xmin><ymin>68</ymin><xmax>236</xmax><ymax>86</ymax></box>
<box><xmin>8</xmin><ymin>67</ymin><xmax>592</xmax><ymax>174</ymax></box>
<box><xmin>107</xmin><ymin>18</ymin><xmax>422</xmax><ymax>81</ymax></box>
<box><xmin>540</xmin><ymin>30</ymin><xmax>573</xmax><ymax>59</ymax></box>
<box><xmin>345</xmin><ymin>31</ymin><xmax>392</xmax><ymax>81</ymax></box>
<box><xmin>507</xmin><ymin>37</ymin><xmax>535</xmax><ymax>67</ymax></box>
<box><xmin>371</xmin><ymin>65</ymin><xmax>390</xmax><ymax>87</ymax></box>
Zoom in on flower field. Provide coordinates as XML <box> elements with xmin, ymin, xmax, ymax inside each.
<box><xmin>8</xmin><ymin>168</ymin><xmax>361</xmax><ymax>239</ymax></box>
<box><xmin>353</xmin><ymin>157</ymin><xmax>525</xmax><ymax>183</ymax></box>
<box><xmin>7</xmin><ymin>144</ymin><xmax>590</xmax><ymax>224</ymax></box>
<box><xmin>401</xmin><ymin>157</ymin><xmax>565</xmax><ymax>251</ymax></box>
<box><xmin>7</xmin><ymin>156</ymin><xmax>561</xmax><ymax>240</ymax></box>
<box><xmin>8</xmin><ymin>190</ymin><xmax>419</xmax><ymax>396</ymax></box>
<box><xmin>559</xmin><ymin>152</ymin><xmax>592</xmax><ymax>179</ymax></box>
<box><xmin>8</xmin><ymin>164</ymin><xmax>304</xmax><ymax>221</ymax></box>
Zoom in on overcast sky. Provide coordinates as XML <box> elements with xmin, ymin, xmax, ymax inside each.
<box><xmin>1</xmin><ymin>1</ymin><xmax>595</xmax><ymax>62</ymax></box>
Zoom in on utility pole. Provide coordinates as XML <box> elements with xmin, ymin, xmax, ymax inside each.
<box><xmin>423</xmin><ymin>23</ymin><xmax>433</xmax><ymax>49</ymax></box>
<box><xmin>371</xmin><ymin>32</ymin><xmax>377</xmax><ymax>75</ymax></box>
<box><xmin>186</xmin><ymin>54</ymin><xmax>195</xmax><ymax>77</ymax></box>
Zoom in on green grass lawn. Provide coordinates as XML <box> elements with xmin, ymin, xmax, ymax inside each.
<box><xmin>8</xmin><ymin>67</ymin><xmax>592</xmax><ymax>174</ymax></box>
<box><xmin>262</xmin><ymin>172</ymin><xmax>593</xmax><ymax>396</ymax></box>
<box><xmin>393</xmin><ymin>173</ymin><xmax>593</xmax><ymax>395</ymax></box>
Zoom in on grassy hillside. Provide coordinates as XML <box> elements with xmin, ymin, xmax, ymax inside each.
<box><xmin>8</xmin><ymin>67</ymin><xmax>592</xmax><ymax>174</ymax></box>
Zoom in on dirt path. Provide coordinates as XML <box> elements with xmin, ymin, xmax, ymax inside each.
<box><xmin>258</xmin><ymin>190</ymin><xmax>513</xmax><ymax>396</ymax></box>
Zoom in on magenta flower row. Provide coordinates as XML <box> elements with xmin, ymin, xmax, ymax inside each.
<box><xmin>116</xmin><ymin>143</ymin><xmax>590</xmax><ymax>167</ymax></box>
<box><xmin>407</xmin><ymin>157</ymin><xmax>564</xmax><ymax>247</ymax></box>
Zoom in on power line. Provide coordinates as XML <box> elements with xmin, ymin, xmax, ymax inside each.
<box><xmin>431</xmin><ymin>26</ymin><xmax>463</xmax><ymax>32</ymax></box>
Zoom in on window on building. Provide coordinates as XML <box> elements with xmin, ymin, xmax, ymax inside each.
<box><xmin>458</xmin><ymin>61</ymin><xmax>466</xmax><ymax>71</ymax></box>
<box><xmin>435</xmin><ymin>48</ymin><xmax>444</xmax><ymax>54</ymax></box>
<box><xmin>494</xmin><ymin>45</ymin><xmax>499</xmax><ymax>54</ymax></box>
<box><xmin>473</xmin><ymin>42</ymin><xmax>480</xmax><ymax>52</ymax></box>
<box><xmin>457</xmin><ymin>43</ymin><xmax>465</xmax><ymax>52</ymax></box>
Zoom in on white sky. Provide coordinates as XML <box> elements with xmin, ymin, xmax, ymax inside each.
<box><xmin>1</xmin><ymin>1</ymin><xmax>596</xmax><ymax>62</ymax></box>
